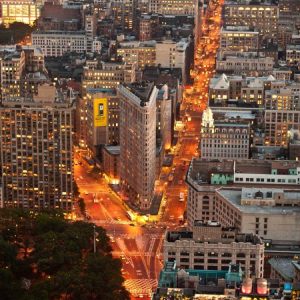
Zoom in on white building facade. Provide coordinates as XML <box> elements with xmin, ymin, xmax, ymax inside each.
<box><xmin>118</xmin><ymin>82</ymin><xmax>158</xmax><ymax>210</ymax></box>
<box><xmin>32</xmin><ymin>31</ymin><xmax>87</xmax><ymax>56</ymax></box>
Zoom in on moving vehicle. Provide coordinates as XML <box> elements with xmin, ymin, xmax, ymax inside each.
<box><xmin>168</xmin><ymin>174</ymin><xmax>174</xmax><ymax>182</ymax></box>
<box><xmin>126</xmin><ymin>210</ymin><xmax>135</xmax><ymax>221</ymax></box>
<box><xmin>179</xmin><ymin>192</ymin><xmax>185</xmax><ymax>201</ymax></box>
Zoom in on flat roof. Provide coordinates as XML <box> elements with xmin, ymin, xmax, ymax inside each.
<box><xmin>123</xmin><ymin>82</ymin><xmax>155</xmax><ymax>102</ymax></box>
<box><xmin>166</xmin><ymin>230</ymin><xmax>261</xmax><ymax>244</ymax></box>
<box><xmin>268</xmin><ymin>258</ymin><xmax>295</xmax><ymax>281</ymax></box>
<box><xmin>103</xmin><ymin>145</ymin><xmax>120</xmax><ymax>155</ymax></box>
<box><xmin>217</xmin><ymin>187</ymin><xmax>300</xmax><ymax>215</ymax></box>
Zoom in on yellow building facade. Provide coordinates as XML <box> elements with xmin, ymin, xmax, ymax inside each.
<box><xmin>0</xmin><ymin>0</ymin><xmax>40</xmax><ymax>25</ymax></box>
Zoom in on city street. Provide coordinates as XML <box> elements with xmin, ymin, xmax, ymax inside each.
<box><xmin>74</xmin><ymin>0</ymin><xmax>224</xmax><ymax>298</ymax></box>
<box><xmin>75</xmin><ymin>160</ymin><xmax>165</xmax><ymax>298</ymax></box>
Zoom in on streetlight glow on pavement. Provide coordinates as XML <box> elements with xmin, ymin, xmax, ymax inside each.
<box><xmin>74</xmin><ymin>1</ymin><xmax>224</xmax><ymax>298</ymax></box>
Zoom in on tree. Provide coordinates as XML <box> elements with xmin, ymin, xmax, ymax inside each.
<box><xmin>0</xmin><ymin>238</ymin><xmax>24</xmax><ymax>300</ymax></box>
<box><xmin>0</xmin><ymin>209</ymin><xmax>130</xmax><ymax>300</ymax></box>
<box><xmin>0</xmin><ymin>22</ymin><xmax>34</xmax><ymax>44</ymax></box>
<box><xmin>73</xmin><ymin>181</ymin><xmax>80</xmax><ymax>198</ymax></box>
<box><xmin>78</xmin><ymin>198</ymin><xmax>86</xmax><ymax>216</ymax></box>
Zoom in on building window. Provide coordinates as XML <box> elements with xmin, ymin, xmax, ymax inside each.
<box><xmin>208</xmin><ymin>259</ymin><xmax>218</xmax><ymax>264</ymax></box>
<box><xmin>180</xmin><ymin>258</ymin><xmax>189</xmax><ymax>263</ymax></box>
<box><xmin>194</xmin><ymin>252</ymin><xmax>204</xmax><ymax>257</ymax></box>
<box><xmin>221</xmin><ymin>252</ymin><xmax>232</xmax><ymax>257</ymax></box>
<box><xmin>236</xmin><ymin>253</ymin><xmax>246</xmax><ymax>258</ymax></box>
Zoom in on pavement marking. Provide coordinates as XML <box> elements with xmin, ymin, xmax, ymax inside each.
<box><xmin>124</xmin><ymin>279</ymin><xmax>157</xmax><ymax>296</ymax></box>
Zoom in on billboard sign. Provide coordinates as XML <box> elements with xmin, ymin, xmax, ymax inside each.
<box><xmin>94</xmin><ymin>98</ymin><xmax>107</xmax><ymax>127</ymax></box>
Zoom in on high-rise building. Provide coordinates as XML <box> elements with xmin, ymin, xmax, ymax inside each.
<box><xmin>0</xmin><ymin>47</ymin><xmax>25</xmax><ymax>101</ymax></box>
<box><xmin>117</xmin><ymin>40</ymin><xmax>156</xmax><ymax>69</ymax></box>
<box><xmin>37</xmin><ymin>2</ymin><xmax>82</xmax><ymax>31</ymax></box>
<box><xmin>286</xmin><ymin>45</ymin><xmax>300</xmax><ymax>66</ymax></box>
<box><xmin>32</xmin><ymin>31</ymin><xmax>91</xmax><ymax>57</ymax></box>
<box><xmin>111</xmin><ymin>0</ymin><xmax>138</xmax><ymax>32</ymax></box>
<box><xmin>155</xmin><ymin>39</ymin><xmax>190</xmax><ymax>84</ymax></box>
<box><xmin>148</xmin><ymin>0</ymin><xmax>195</xmax><ymax>15</ymax></box>
<box><xmin>224</xmin><ymin>0</ymin><xmax>279</xmax><ymax>46</ymax></box>
<box><xmin>186</xmin><ymin>158</ymin><xmax>300</xmax><ymax>243</ymax></box>
<box><xmin>264</xmin><ymin>85</ymin><xmax>300</xmax><ymax>146</ymax></box>
<box><xmin>82</xmin><ymin>61</ymin><xmax>136</xmax><ymax>91</ymax></box>
<box><xmin>216</xmin><ymin>51</ymin><xmax>274</xmax><ymax>76</ymax></box>
<box><xmin>0</xmin><ymin>0</ymin><xmax>41</xmax><ymax>25</ymax></box>
<box><xmin>220</xmin><ymin>26</ymin><xmax>259</xmax><ymax>52</ymax></box>
<box><xmin>0</xmin><ymin>45</ymin><xmax>47</xmax><ymax>102</ymax></box>
<box><xmin>138</xmin><ymin>14</ymin><xmax>159</xmax><ymax>41</ymax></box>
<box><xmin>163</xmin><ymin>226</ymin><xmax>264</xmax><ymax>277</ymax></box>
<box><xmin>200</xmin><ymin>108</ymin><xmax>250</xmax><ymax>160</ymax></box>
<box><xmin>118</xmin><ymin>82</ymin><xmax>158</xmax><ymax>210</ymax></box>
<box><xmin>279</xmin><ymin>0</ymin><xmax>300</xmax><ymax>16</ymax></box>
<box><xmin>0</xmin><ymin>84</ymin><xmax>75</xmax><ymax>210</ymax></box>
<box><xmin>85</xmin><ymin>90</ymin><xmax>120</xmax><ymax>158</ymax></box>
<box><xmin>156</xmin><ymin>84</ymin><xmax>172</xmax><ymax>152</ymax></box>
<box><xmin>79</xmin><ymin>61</ymin><xmax>136</xmax><ymax>153</ymax></box>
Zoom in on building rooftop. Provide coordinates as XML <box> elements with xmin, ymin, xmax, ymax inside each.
<box><xmin>86</xmin><ymin>88</ymin><xmax>116</xmax><ymax>96</ymax></box>
<box><xmin>0</xmin><ymin>45</ymin><xmax>44</xmax><ymax>57</ymax></box>
<box><xmin>187</xmin><ymin>159</ymin><xmax>234</xmax><ymax>184</ymax></box>
<box><xmin>217</xmin><ymin>51</ymin><xmax>273</xmax><ymax>61</ymax></box>
<box><xmin>142</xmin><ymin>67</ymin><xmax>182</xmax><ymax>86</ymax></box>
<box><xmin>40</xmin><ymin>3</ymin><xmax>81</xmax><ymax>22</ymax></box>
<box><xmin>103</xmin><ymin>145</ymin><xmax>120</xmax><ymax>156</ymax></box>
<box><xmin>211</xmin><ymin>109</ymin><xmax>255</xmax><ymax>120</ymax></box>
<box><xmin>268</xmin><ymin>258</ymin><xmax>295</xmax><ymax>281</ymax></box>
<box><xmin>166</xmin><ymin>230</ymin><xmax>262</xmax><ymax>244</ymax></box>
<box><xmin>217</xmin><ymin>187</ymin><xmax>300</xmax><ymax>215</ymax></box>
<box><xmin>225</xmin><ymin>0</ymin><xmax>278</xmax><ymax>6</ymax></box>
<box><xmin>214</xmin><ymin>121</ymin><xmax>249</xmax><ymax>128</ymax></box>
<box><xmin>33</xmin><ymin>30</ymin><xmax>86</xmax><ymax>35</ymax></box>
<box><xmin>210</xmin><ymin>73</ymin><xmax>230</xmax><ymax>90</ymax></box>
<box><xmin>194</xmin><ymin>220</ymin><xmax>221</xmax><ymax>227</ymax></box>
<box><xmin>287</xmin><ymin>44</ymin><xmax>300</xmax><ymax>50</ymax></box>
<box><xmin>221</xmin><ymin>26</ymin><xmax>259</xmax><ymax>33</ymax></box>
<box><xmin>123</xmin><ymin>81</ymin><xmax>155</xmax><ymax>103</ymax></box>
<box><xmin>119</xmin><ymin>40</ymin><xmax>156</xmax><ymax>48</ymax></box>
<box><xmin>187</xmin><ymin>159</ymin><xmax>300</xmax><ymax>190</ymax></box>
<box><xmin>2</xmin><ymin>83</ymin><xmax>75</xmax><ymax>108</ymax></box>
<box><xmin>235</xmin><ymin>159</ymin><xmax>300</xmax><ymax>174</ymax></box>
<box><xmin>292</xmin><ymin>261</ymin><xmax>300</xmax><ymax>272</ymax></box>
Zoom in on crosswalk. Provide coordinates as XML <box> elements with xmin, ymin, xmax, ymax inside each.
<box><xmin>118</xmin><ymin>233</ymin><xmax>163</xmax><ymax>239</ymax></box>
<box><xmin>124</xmin><ymin>279</ymin><xmax>157</xmax><ymax>296</ymax></box>
<box><xmin>94</xmin><ymin>219</ymin><xmax>131</xmax><ymax>225</ymax></box>
<box><xmin>112</xmin><ymin>251</ymin><xmax>158</xmax><ymax>257</ymax></box>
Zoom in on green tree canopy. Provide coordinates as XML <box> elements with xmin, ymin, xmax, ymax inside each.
<box><xmin>0</xmin><ymin>209</ymin><xmax>129</xmax><ymax>300</ymax></box>
<box><xmin>0</xmin><ymin>22</ymin><xmax>34</xmax><ymax>44</ymax></box>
